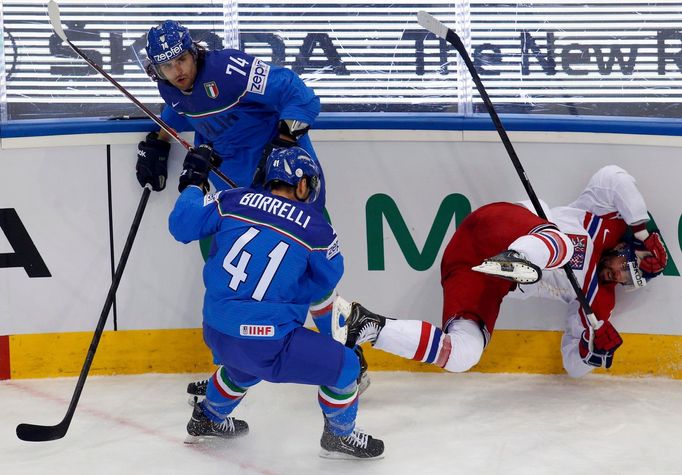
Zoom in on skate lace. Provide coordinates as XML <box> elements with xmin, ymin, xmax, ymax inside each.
<box><xmin>216</xmin><ymin>417</ymin><xmax>235</xmax><ymax>433</ymax></box>
<box><xmin>343</xmin><ymin>429</ymin><xmax>369</xmax><ymax>449</ymax></box>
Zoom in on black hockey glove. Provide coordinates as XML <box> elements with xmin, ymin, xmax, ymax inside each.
<box><xmin>179</xmin><ymin>145</ymin><xmax>215</xmax><ymax>194</ymax></box>
<box><xmin>136</xmin><ymin>132</ymin><xmax>171</xmax><ymax>191</ymax></box>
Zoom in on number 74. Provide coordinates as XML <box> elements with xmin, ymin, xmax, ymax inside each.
<box><xmin>226</xmin><ymin>55</ymin><xmax>249</xmax><ymax>76</ymax></box>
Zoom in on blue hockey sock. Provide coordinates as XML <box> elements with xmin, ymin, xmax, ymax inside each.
<box><xmin>318</xmin><ymin>381</ymin><xmax>359</xmax><ymax>436</ymax></box>
<box><xmin>317</xmin><ymin>347</ymin><xmax>360</xmax><ymax>436</ymax></box>
<box><xmin>310</xmin><ymin>290</ymin><xmax>336</xmax><ymax>336</ymax></box>
<box><xmin>201</xmin><ymin>367</ymin><xmax>249</xmax><ymax>423</ymax></box>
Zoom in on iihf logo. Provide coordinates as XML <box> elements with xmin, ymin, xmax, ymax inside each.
<box><xmin>204</xmin><ymin>81</ymin><xmax>219</xmax><ymax>99</ymax></box>
<box><xmin>240</xmin><ymin>325</ymin><xmax>275</xmax><ymax>337</ymax></box>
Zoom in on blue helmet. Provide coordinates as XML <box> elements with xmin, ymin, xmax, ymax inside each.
<box><xmin>605</xmin><ymin>237</ymin><xmax>660</xmax><ymax>289</ymax></box>
<box><xmin>146</xmin><ymin>20</ymin><xmax>194</xmax><ymax>71</ymax></box>
<box><xmin>264</xmin><ymin>147</ymin><xmax>321</xmax><ymax>204</ymax></box>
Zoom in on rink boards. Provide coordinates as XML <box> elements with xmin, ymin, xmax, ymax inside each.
<box><xmin>1</xmin><ymin>119</ymin><xmax>682</xmax><ymax>379</ymax></box>
<box><xmin>4</xmin><ymin>328</ymin><xmax>682</xmax><ymax>379</ymax></box>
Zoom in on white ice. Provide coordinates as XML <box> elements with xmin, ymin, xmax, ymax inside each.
<box><xmin>2</xmin><ymin>372</ymin><xmax>681</xmax><ymax>474</ymax></box>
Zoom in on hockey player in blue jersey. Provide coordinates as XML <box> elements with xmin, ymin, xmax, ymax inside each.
<box><xmin>137</xmin><ymin>20</ymin><xmax>370</xmax><ymax>396</ymax></box>
<box><xmin>137</xmin><ymin>20</ymin><xmax>322</xmax><ymax>196</ymax></box>
<box><xmin>168</xmin><ymin>146</ymin><xmax>384</xmax><ymax>459</ymax></box>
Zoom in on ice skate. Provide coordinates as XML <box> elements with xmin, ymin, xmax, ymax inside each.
<box><xmin>342</xmin><ymin>299</ymin><xmax>387</xmax><ymax>348</ymax></box>
<box><xmin>331</xmin><ymin>296</ymin><xmax>352</xmax><ymax>343</ymax></box>
<box><xmin>187</xmin><ymin>378</ymin><xmax>208</xmax><ymax>397</ymax></box>
<box><xmin>471</xmin><ymin>250</ymin><xmax>542</xmax><ymax>284</ymax></box>
<box><xmin>184</xmin><ymin>400</ymin><xmax>249</xmax><ymax>444</ymax></box>
<box><xmin>319</xmin><ymin>418</ymin><xmax>384</xmax><ymax>460</ymax></box>
<box><xmin>186</xmin><ymin>378</ymin><xmax>208</xmax><ymax>406</ymax></box>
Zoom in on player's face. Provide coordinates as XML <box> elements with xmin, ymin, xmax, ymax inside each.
<box><xmin>158</xmin><ymin>51</ymin><xmax>197</xmax><ymax>91</ymax></box>
<box><xmin>598</xmin><ymin>254</ymin><xmax>629</xmax><ymax>284</ymax></box>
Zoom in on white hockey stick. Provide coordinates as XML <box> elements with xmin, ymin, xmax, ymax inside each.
<box><xmin>418</xmin><ymin>11</ymin><xmax>601</xmax><ymax>331</ymax></box>
<box><xmin>47</xmin><ymin>0</ymin><xmax>237</xmax><ymax>188</ymax></box>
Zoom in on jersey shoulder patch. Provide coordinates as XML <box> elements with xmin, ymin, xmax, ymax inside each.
<box><xmin>246</xmin><ymin>57</ymin><xmax>270</xmax><ymax>95</ymax></box>
<box><xmin>326</xmin><ymin>235</ymin><xmax>340</xmax><ymax>260</ymax></box>
<box><xmin>567</xmin><ymin>233</ymin><xmax>588</xmax><ymax>270</ymax></box>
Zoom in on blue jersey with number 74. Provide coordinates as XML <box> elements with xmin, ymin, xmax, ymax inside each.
<box><xmin>158</xmin><ymin>49</ymin><xmax>322</xmax><ymax>192</ymax></box>
<box><xmin>169</xmin><ymin>186</ymin><xmax>343</xmax><ymax>339</ymax></box>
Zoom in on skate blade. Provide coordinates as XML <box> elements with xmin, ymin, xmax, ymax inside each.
<box><xmin>319</xmin><ymin>449</ymin><xmax>384</xmax><ymax>460</ymax></box>
<box><xmin>187</xmin><ymin>395</ymin><xmax>204</xmax><ymax>407</ymax></box>
<box><xmin>357</xmin><ymin>373</ymin><xmax>371</xmax><ymax>397</ymax></box>
<box><xmin>183</xmin><ymin>434</ymin><xmax>238</xmax><ymax>445</ymax></box>
<box><xmin>184</xmin><ymin>434</ymin><xmax>207</xmax><ymax>444</ymax></box>
<box><xmin>471</xmin><ymin>262</ymin><xmax>540</xmax><ymax>284</ymax></box>
<box><xmin>331</xmin><ymin>296</ymin><xmax>352</xmax><ymax>344</ymax></box>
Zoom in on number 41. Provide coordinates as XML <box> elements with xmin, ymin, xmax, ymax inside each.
<box><xmin>223</xmin><ymin>227</ymin><xmax>289</xmax><ymax>301</ymax></box>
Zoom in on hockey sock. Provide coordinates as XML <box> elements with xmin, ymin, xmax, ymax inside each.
<box><xmin>202</xmin><ymin>367</ymin><xmax>249</xmax><ymax>423</ymax></box>
<box><xmin>310</xmin><ymin>290</ymin><xmax>336</xmax><ymax>336</ymax></box>
<box><xmin>509</xmin><ymin>226</ymin><xmax>573</xmax><ymax>270</ymax></box>
<box><xmin>374</xmin><ymin>320</ymin><xmax>452</xmax><ymax>368</ymax></box>
<box><xmin>318</xmin><ymin>380</ymin><xmax>358</xmax><ymax>436</ymax></box>
<box><xmin>441</xmin><ymin>319</ymin><xmax>485</xmax><ymax>373</ymax></box>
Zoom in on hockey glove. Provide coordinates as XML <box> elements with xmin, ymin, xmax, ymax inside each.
<box><xmin>579</xmin><ymin>320</ymin><xmax>623</xmax><ymax>369</ymax></box>
<box><xmin>640</xmin><ymin>232</ymin><xmax>667</xmax><ymax>275</ymax></box>
<box><xmin>179</xmin><ymin>145</ymin><xmax>214</xmax><ymax>193</ymax></box>
<box><xmin>136</xmin><ymin>132</ymin><xmax>170</xmax><ymax>191</ymax></box>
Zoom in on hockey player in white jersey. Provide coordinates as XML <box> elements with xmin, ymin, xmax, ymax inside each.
<box><xmin>333</xmin><ymin>166</ymin><xmax>668</xmax><ymax>377</ymax></box>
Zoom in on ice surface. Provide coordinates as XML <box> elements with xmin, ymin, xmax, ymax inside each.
<box><xmin>2</xmin><ymin>372</ymin><xmax>681</xmax><ymax>474</ymax></box>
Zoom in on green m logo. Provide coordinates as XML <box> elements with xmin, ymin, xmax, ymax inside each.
<box><xmin>366</xmin><ymin>193</ymin><xmax>471</xmax><ymax>271</ymax></box>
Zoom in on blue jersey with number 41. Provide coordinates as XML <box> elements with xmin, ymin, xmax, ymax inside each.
<box><xmin>169</xmin><ymin>186</ymin><xmax>343</xmax><ymax>339</ymax></box>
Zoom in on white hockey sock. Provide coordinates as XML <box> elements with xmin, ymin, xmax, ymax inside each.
<box><xmin>441</xmin><ymin>319</ymin><xmax>485</xmax><ymax>373</ymax></box>
<box><xmin>509</xmin><ymin>227</ymin><xmax>573</xmax><ymax>270</ymax></box>
<box><xmin>375</xmin><ymin>319</ymin><xmax>451</xmax><ymax>366</ymax></box>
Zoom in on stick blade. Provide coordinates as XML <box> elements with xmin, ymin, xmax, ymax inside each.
<box><xmin>417</xmin><ymin>11</ymin><xmax>449</xmax><ymax>40</ymax></box>
<box><xmin>16</xmin><ymin>422</ymin><xmax>68</xmax><ymax>442</ymax></box>
<box><xmin>47</xmin><ymin>0</ymin><xmax>68</xmax><ymax>42</ymax></box>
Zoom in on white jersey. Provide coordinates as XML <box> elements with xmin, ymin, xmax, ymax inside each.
<box><xmin>509</xmin><ymin>165</ymin><xmax>649</xmax><ymax>377</ymax></box>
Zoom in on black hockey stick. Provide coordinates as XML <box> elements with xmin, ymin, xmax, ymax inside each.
<box><xmin>417</xmin><ymin>11</ymin><xmax>601</xmax><ymax>330</ymax></box>
<box><xmin>47</xmin><ymin>0</ymin><xmax>237</xmax><ymax>189</ymax></box>
<box><xmin>16</xmin><ymin>186</ymin><xmax>152</xmax><ymax>442</ymax></box>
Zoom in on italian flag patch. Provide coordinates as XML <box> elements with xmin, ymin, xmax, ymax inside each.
<box><xmin>204</xmin><ymin>81</ymin><xmax>219</xmax><ymax>99</ymax></box>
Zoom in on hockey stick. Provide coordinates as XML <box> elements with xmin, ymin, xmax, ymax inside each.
<box><xmin>417</xmin><ymin>11</ymin><xmax>601</xmax><ymax>330</ymax></box>
<box><xmin>47</xmin><ymin>0</ymin><xmax>237</xmax><ymax>189</ymax></box>
<box><xmin>16</xmin><ymin>186</ymin><xmax>152</xmax><ymax>442</ymax></box>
